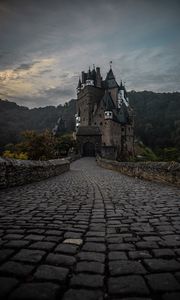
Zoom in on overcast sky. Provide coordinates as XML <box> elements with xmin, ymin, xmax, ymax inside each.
<box><xmin>0</xmin><ymin>0</ymin><xmax>180</xmax><ymax>108</ymax></box>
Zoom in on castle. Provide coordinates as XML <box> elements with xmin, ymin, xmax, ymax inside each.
<box><xmin>75</xmin><ymin>65</ymin><xmax>134</xmax><ymax>160</ymax></box>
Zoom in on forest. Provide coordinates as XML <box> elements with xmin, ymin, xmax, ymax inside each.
<box><xmin>0</xmin><ymin>91</ymin><xmax>180</xmax><ymax>160</ymax></box>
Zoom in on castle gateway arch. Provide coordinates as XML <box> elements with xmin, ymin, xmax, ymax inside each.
<box><xmin>83</xmin><ymin>142</ymin><xmax>95</xmax><ymax>156</ymax></box>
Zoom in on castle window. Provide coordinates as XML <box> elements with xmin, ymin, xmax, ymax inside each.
<box><xmin>94</xmin><ymin>122</ymin><xmax>97</xmax><ymax>125</ymax></box>
<box><xmin>122</xmin><ymin>127</ymin><xmax>125</xmax><ymax>132</ymax></box>
<box><xmin>100</xmin><ymin>122</ymin><xmax>103</xmax><ymax>126</ymax></box>
<box><xmin>86</xmin><ymin>79</ymin><xmax>94</xmax><ymax>86</ymax></box>
<box><xmin>104</xmin><ymin>111</ymin><xmax>113</xmax><ymax>120</ymax></box>
<box><xmin>99</xmin><ymin>114</ymin><xmax>102</xmax><ymax>117</ymax></box>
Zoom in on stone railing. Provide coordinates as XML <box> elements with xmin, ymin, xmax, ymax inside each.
<box><xmin>66</xmin><ymin>153</ymin><xmax>82</xmax><ymax>163</ymax></box>
<box><xmin>97</xmin><ymin>156</ymin><xmax>180</xmax><ymax>187</ymax></box>
<box><xmin>0</xmin><ymin>157</ymin><xmax>70</xmax><ymax>189</ymax></box>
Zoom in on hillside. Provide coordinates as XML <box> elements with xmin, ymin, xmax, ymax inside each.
<box><xmin>128</xmin><ymin>91</ymin><xmax>180</xmax><ymax>150</ymax></box>
<box><xmin>0</xmin><ymin>91</ymin><xmax>180</xmax><ymax>152</ymax></box>
<box><xmin>0</xmin><ymin>99</ymin><xmax>76</xmax><ymax>149</ymax></box>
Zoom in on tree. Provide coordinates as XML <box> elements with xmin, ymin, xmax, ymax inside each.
<box><xmin>3</xmin><ymin>150</ymin><xmax>28</xmax><ymax>160</ymax></box>
<box><xmin>55</xmin><ymin>133</ymin><xmax>77</xmax><ymax>157</ymax></box>
<box><xmin>17</xmin><ymin>130</ymin><xmax>57</xmax><ymax>160</ymax></box>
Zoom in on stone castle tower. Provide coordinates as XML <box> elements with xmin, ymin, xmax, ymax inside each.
<box><xmin>75</xmin><ymin>65</ymin><xmax>134</xmax><ymax>160</ymax></box>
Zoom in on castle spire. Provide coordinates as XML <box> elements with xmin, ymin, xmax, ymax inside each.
<box><xmin>77</xmin><ymin>77</ymin><xmax>81</xmax><ymax>89</ymax></box>
<box><xmin>77</xmin><ymin>77</ymin><xmax>82</xmax><ymax>93</ymax></box>
<box><xmin>119</xmin><ymin>80</ymin><xmax>124</xmax><ymax>89</ymax></box>
<box><xmin>87</xmin><ymin>67</ymin><xmax>92</xmax><ymax>80</ymax></box>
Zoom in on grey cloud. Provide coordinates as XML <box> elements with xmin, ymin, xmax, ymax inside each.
<box><xmin>14</xmin><ymin>61</ymin><xmax>39</xmax><ymax>72</ymax></box>
<box><xmin>42</xmin><ymin>86</ymin><xmax>75</xmax><ymax>99</ymax></box>
<box><xmin>39</xmin><ymin>69</ymin><xmax>52</xmax><ymax>75</ymax></box>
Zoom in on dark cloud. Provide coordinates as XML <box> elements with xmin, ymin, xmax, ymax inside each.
<box><xmin>42</xmin><ymin>86</ymin><xmax>75</xmax><ymax>99</ymax></box>
<box><xmin>14</xmin><ymin>61</ymin><xmax>39</xmax><ymax>72</ymax></box>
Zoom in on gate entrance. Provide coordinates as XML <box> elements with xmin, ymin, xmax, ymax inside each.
<box><xmin>83</xmin><ymin>142</ymin><xmax>95</xmax><ymax>156</ymax></box>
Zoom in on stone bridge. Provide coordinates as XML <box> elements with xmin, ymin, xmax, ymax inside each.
<box><xmin>0</xmin><ymin>158</ymin><xmax>180</xmax><ymax>300</ymax></box>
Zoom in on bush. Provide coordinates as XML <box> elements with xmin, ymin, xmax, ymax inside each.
<box><xmin>3</xmin><ymin>150</ymin><xmax>28</xmax><ymax>160</ymax></box>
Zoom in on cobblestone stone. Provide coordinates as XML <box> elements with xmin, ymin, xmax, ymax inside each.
<box><xmin>146</xmin><ymin>273</ymin><xmax>180</xmax><ymax>292</ymax></box>
<box><xmin>162</xmin><ymin>292</ymin><xmax>180</xmax><ymax>300</ymax></box>
<box><xmin>29</xmin><ymin>241</ymin><xmax>56</xmax><ymax>250</ymax></box>
<box><xmin>70</xmin><ymin>273</ymin><xmax>104</xmax><ymax>288</ymax></box>
<box><xmin>129</xmin><ymin>250</ymin><xmax>152</xmax><ymax>260</ymax></box>
<box><xmin>108</xmin><ymin>243</ymin><xmax>135</xmax><ymax>251</ymax></box>
<box><xmin>46</xmin><ymin>253</ymin><xmax>76</xmax><ymax>267</ymax></box>
<box><xmin>152</xmin><ymin>249</ymin><xmax>175</xmax><ymax>258</ymax></box>
<box><xmin>55</xmin><ymin>243</ymin><xmax>79</xmax><ymax>254</ymax></box>
<box><xmin>108</xmin><ymin>251</ymin><xmax>128</xmax><ymax>260</ymax></box>
<box><xmin>143</xmin><ymin>259</ymin><xmax>180</xmax><ymax>272</ymax></box>
<box><xmin>34</xmin><ymin>264</ymin><xmax>69</xmax><ymax>282</ymax></box>
<box><xmin>0</xmin><ymin>157</ymin><xmax>180</xmax><ymax>299</ymax></box>
<box><xmin>77</xmin><ymin>251</ymin><xmax>105</xmax><ymax>262</ymax></box>
<box><xmin>76</xmin><ymin>261</ymin><xmax>104</xmax><ymax>274</ymax></box>
<box><xmin>3</xmin><ymin>234</ymin><xmax>24</xmax><ymax>240</ymax></box>
<box><xmin>63</xmin><ymin>238</ymin><xmax>83</xmax><ymax>245</ymax></box>
<box><xmin>62</xmin><ymin>288</ymin><xmax>103</xmax><ymax>300</ymax></box>
<box><xmin>0</xmin><ymin>277</ymin><xmax>19</xmax><ymax>298</ymax></box>
<box><xmin>9</xmin><ymin>282</ymin><xmax>60</xmax><ymax>300</ymax></box>
<box><xmin>12</xmin><ymin>249</ymin><xmax>46</xmax><ymax>264</ymax></box>
<box><xmin>0</xmin><ymin>249</ymin><xmax>15</xmax><ymax>263</ymax></box>
<box><xmin>25</xmin><ymin>234</ymin><xmax>44</xmax><ymax>241</ymax></box>
<box><xmin>114</xmin><ymin>298</ymin><xmax>152</xmax><ymax>300</ymax></box>
<box><xmin>0</xmin><ymin>261</ymin><xmax>34</xmax><ymax>277</ymax></box>
<box><xmin>4</xmin><ymin>240</ymin><xmax>30</xmax><ymax>248</ymax></box>
<box><xmin>109</xmin><ymin>260</ymin><xmax>146</xmax><ymax>275</ymax></box>
<box><xmin>108</xmin><ymin>275</ymin><xmax>150</xmax><ymax>295</ymax></box>
<box><xmin>82</xmin><ymin>242</ymin><xmax>106</xmax><ymax>252</ymax></box>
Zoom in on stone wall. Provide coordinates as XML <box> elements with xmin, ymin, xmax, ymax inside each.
<box><xmin>97</xmin><ymin>156</ymin><xmax>180</xmax><ymax>187</ymax></box>
<box><xmin>0</xmin><ymin>157</ymin><xmax>70</xmax><ymax>189</ymax></box>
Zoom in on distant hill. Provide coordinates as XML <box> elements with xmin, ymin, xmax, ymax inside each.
<box><xmin>128</xmin><ymin>91</ymin><xmax>180</xmax><ymax>150</ymax></box>
<box><xmin>0</xmin><ymin>91</ymin><xmax>180</xmax><ymax>151</ymax></box>
<box><xmin>0</xmin><ymin>99</ymin><xmax>76</xmax><ymax>149</ymax></box>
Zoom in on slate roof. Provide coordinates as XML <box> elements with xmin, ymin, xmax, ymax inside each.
<box><xmin>77</xmin><ymin>78</ymin><xmax>81</xmax><ymax>89</ymax></box>
<box><xmin>76</xmin><ymin>126</ymin><xmax>102</xmax><ymax>136</ymax></box>
<box><xmin>105</xmin><ymin>69</ymin><xmax>119</xmax><ymax>89</ymax></box>
<box><xmin>113</xmin><ymin>103</ymin><xmax>129</xmax><ymax>124</ymax></box>
<box><xmin>102</xmin><ymin>92</ymin><xmax>115</xmax><ymax>110</ymax></box>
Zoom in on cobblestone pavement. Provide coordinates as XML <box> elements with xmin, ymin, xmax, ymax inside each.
<box><xmin>0</xmin><ymin>157</ymin><xmax>180</xmax><ymax>300</ymax></box>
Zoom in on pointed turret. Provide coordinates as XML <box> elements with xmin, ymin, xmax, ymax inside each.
<box><xmin>86</xmin><ymin>67</ymin><xmax>94</xmax><ymax>86</ymax></box>
<box><xmin>106</xmin><ymin>68</ymin><xmax>115</xmax><ymax>81</ymax></box>
<box><xmin>103</xmin><ymin>91</ymin><xmax>115</xmax><ymax>120</ymax></box>
<box><xmin>77</xmin><ymin>78</ymin><xmax>81</xmax><ymax>89</ymax></box>
<box><xmin>87</xmin><ymin>67</ymin><xmax>92</xmax><ymax>80</ymax></box>
<box><xmin>91</xmin><ymin>65</ymin><xmax>97</xmax><ymax>85</ymax></box>
<box><xmin>119</xmin><ymin>80</ymin><xmax>124</xmax><ymax>90</ymax></box>
<box><xmin>77</xmin><ymin>78</ymin><xmax>81</xmax><ymax>93</ymax></box>
<box><xmin>118</xmin><ymin>80</ymin><xmax>129</xmax><ymax>108</ymax></box>
<box><xmin>96</xmin><ymin>67</ymin><xmax>102</xmax><ymax>88</ymax></box>
<box><xmin>105</xmin><ymin>67</ymin><xmax>119</xmax><ymax>89</ymax></box>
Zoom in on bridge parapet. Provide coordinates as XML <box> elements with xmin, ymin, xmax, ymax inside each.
<box><xmin>0</xmin><ymin>157</ymin><xmax>70</xmax><ymax>189</ymax></box>
<box><xmin>97</xmin><ymin>156</ymin><xmax>180</xmax><ymax>187</ymax></box>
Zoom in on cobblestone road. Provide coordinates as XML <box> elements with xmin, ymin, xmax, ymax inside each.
<box><xmin>0</xmin><ymin>158</ymin><xmax>180</xmax><ymax>300</ymax></box>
